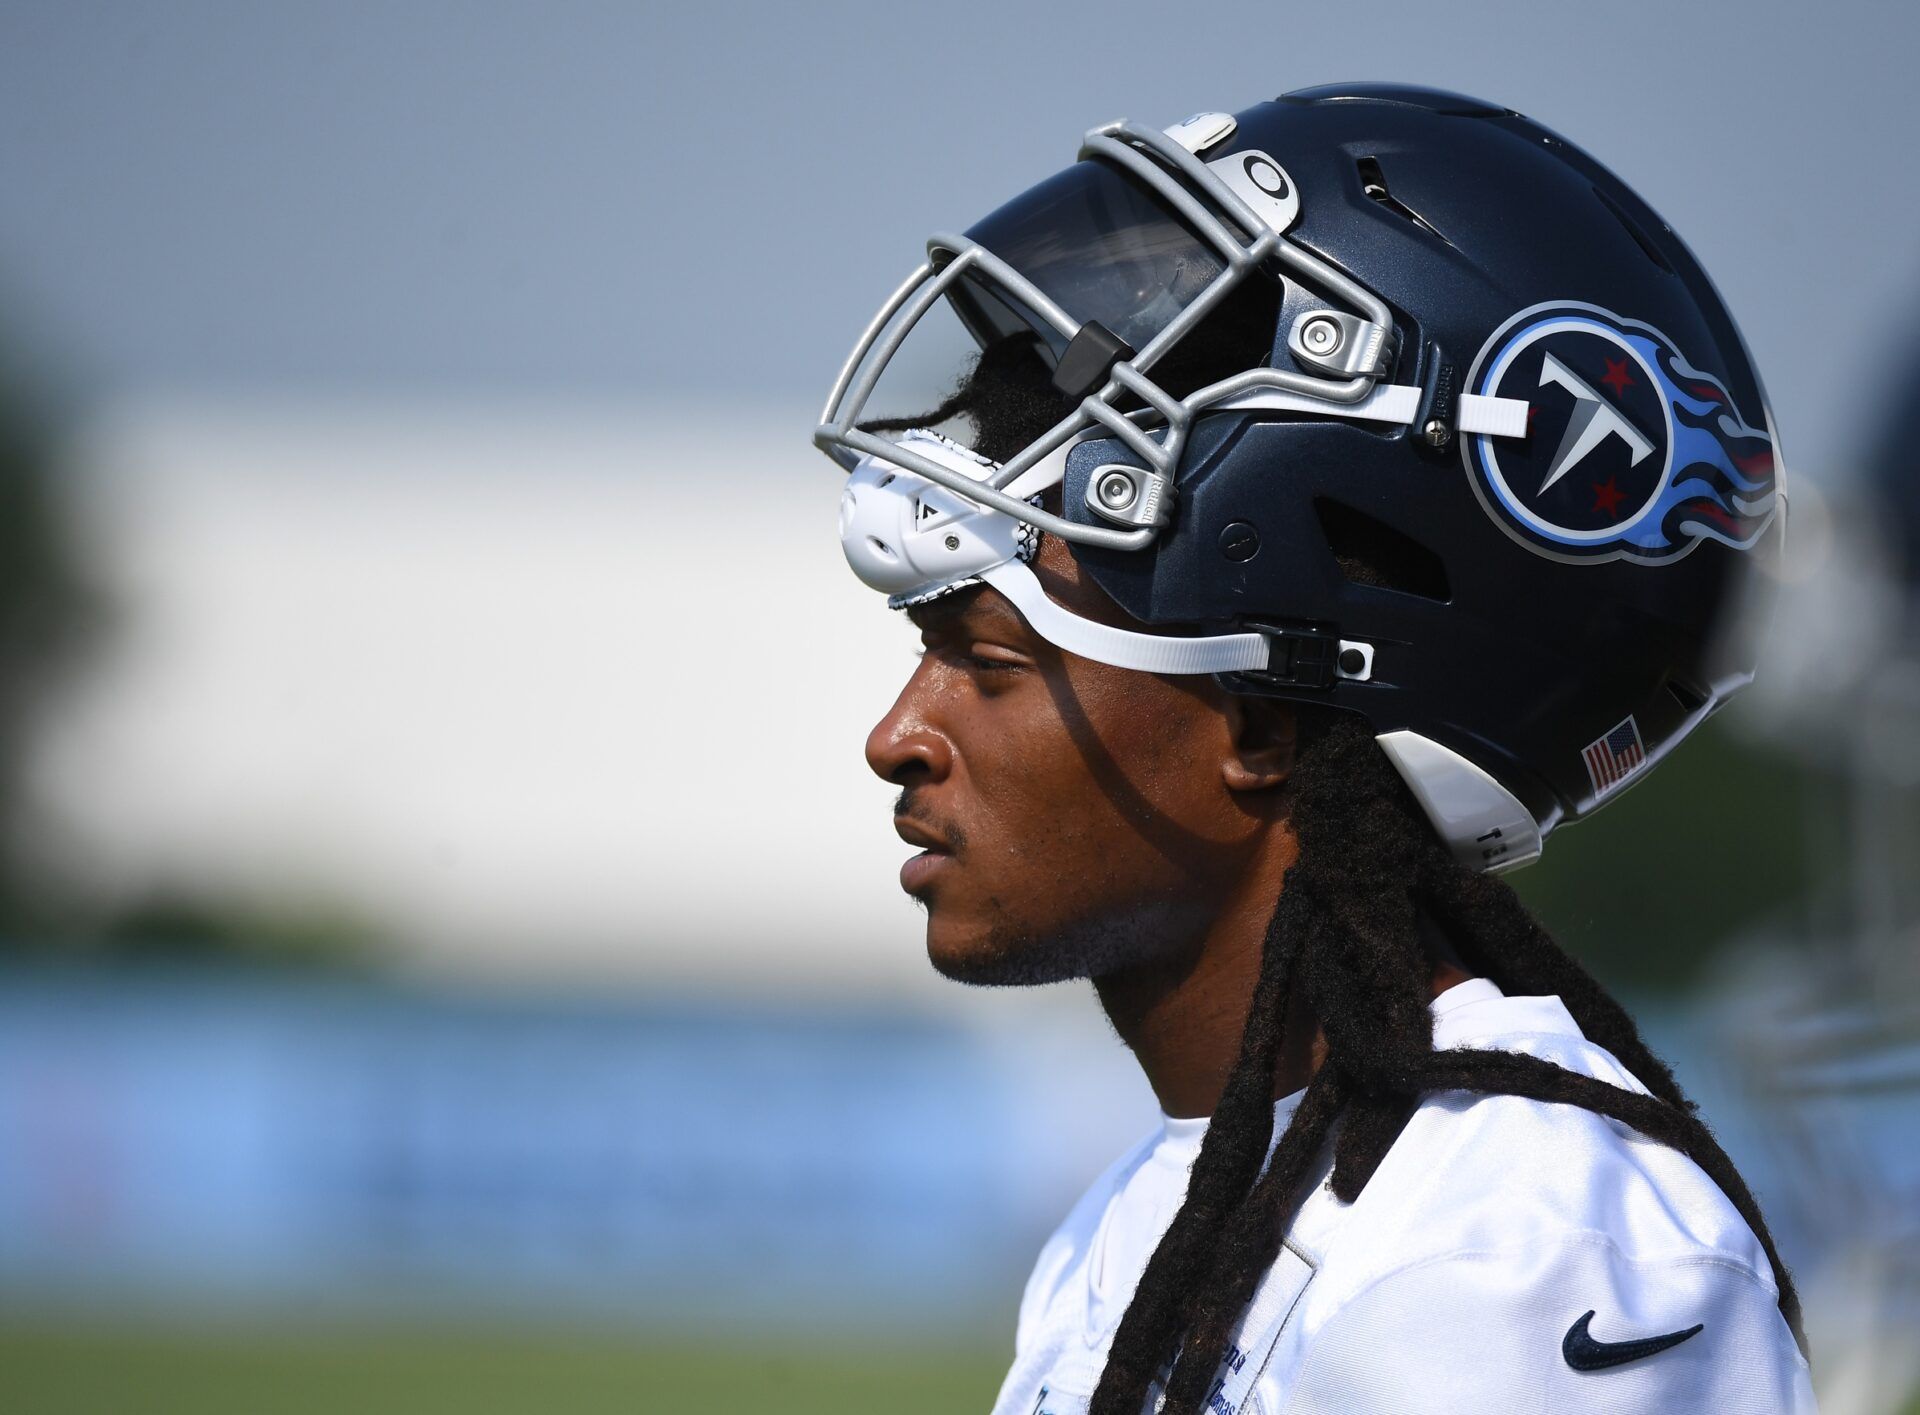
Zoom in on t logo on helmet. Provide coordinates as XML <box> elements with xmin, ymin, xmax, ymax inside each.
<box><xmin>1462</xmin><ymin>300</ymin><xmax>1779</xmax><ymax>565</ymax></box>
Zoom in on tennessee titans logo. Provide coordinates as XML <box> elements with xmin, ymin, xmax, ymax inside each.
<box><xmin>1462</xmin><ymin>301</ymin><xmax>1779</xmax><ymax>564</ymax></box>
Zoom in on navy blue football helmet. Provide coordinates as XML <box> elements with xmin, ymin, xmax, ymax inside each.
<box><xmin>820</xmin><ymin>83</ymin><xmax>1783</xmax><ymax>870</ymax></box>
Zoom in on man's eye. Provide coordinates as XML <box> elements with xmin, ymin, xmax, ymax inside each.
<box><xmin>919</xmin><ymin>642</ymin><xmax>1024</xmax><ymax>673</ymax></box>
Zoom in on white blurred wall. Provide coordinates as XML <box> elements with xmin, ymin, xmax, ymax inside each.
<box><xmin>24</xmin><ymin>397</ymin><xmax>995</xmax><ymax>1002</ymax></box>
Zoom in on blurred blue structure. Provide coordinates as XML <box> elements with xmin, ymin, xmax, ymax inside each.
<box><xmin>0</xmin><ymin>969</ymin><xmax>1149</xmax><ymax>1330</ymax></box>
<box><xmin>6</xmin><ymin>965</ymin><xmax>1910</xmax><ymax>1340</ymax></box>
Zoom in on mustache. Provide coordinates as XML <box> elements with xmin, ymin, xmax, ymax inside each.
<box><xmin>894</xmin><ymin>789</ymin><xmax>969</xmax><ymax>852</ymax></box>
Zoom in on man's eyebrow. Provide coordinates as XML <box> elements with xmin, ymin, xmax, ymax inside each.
<box><xmin>906</xmin><ymin>590</ymin><xmax>977</xmax><ymax>633</ymax></box>
<box><xmin>905</xmin><ymin>585</ymin><xmax>1020</xmax><ymax>636</ymax></box>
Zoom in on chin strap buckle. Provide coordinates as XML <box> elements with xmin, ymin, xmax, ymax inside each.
<box><xmin>1227</xmin><ymin>622</ymin><xmax>1340</xmax><ymax>691</ymax></box>
<box><xmin>1221</xmin><ymin>622</ymin><xmax>1377</xmax><ymax>692</ymax></box>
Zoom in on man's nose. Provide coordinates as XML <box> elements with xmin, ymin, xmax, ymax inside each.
<box><xmin>865</xmin><ymin>673</ymin><xmax>954</xmax><ymax>787</ymax></box>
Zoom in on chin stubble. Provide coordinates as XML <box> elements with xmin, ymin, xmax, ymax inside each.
<box><xmin>929</xmin><ymin>897</ymin><xmax>1190</xmax><ymax>988</ymax></box>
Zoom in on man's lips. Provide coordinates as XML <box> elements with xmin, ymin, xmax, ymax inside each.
<box><xmin>893</xmin><ymin>815</ymin><xmax>956</xmax><ymax>895</ymax></box>
<box><xmin>892</xmin><ymin>817</ymin><xmax>952</xmax><ymax>854</ymax></box>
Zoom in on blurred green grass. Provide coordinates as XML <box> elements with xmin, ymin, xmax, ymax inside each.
<box><xmin>6</xmin><ymin>1313</ymin><xmax>1914</xmax><ymax>1412</ymax></box>
<box><xmin>0</xmin><ymin>1316</ymin><xmax>1008</xmax><ymax>1415</ymax></box>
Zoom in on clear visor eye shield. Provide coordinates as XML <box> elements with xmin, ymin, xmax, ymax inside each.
<box><xmin>815</xmin><ymin>115</ymin><xmax>1529</xmax><ymax>677</ymax></box>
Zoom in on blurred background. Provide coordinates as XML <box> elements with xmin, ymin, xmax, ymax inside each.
<box><xmin>0</xmin><ymin>2</ymin><xmax>1915</xmax><ymax>1411</ymax></box>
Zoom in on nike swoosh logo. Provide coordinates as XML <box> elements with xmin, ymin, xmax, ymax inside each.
<box><xmin>1562</xmin><ymin>1309</ymin><xmax>1704</xmax><ymax>1371</ymax></box>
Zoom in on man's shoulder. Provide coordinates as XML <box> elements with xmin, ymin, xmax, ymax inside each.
<box><xmin>1266</xmin><ymin>1013</ymin><xmax>1813</xmax><ymax>1411</ymax></box>
<box><xmin>1269</xmin><ymin>1226</ymin><xmax>1814</xmax><ymax>1413</ymax></box>
<box><xmin>1298</xmin><ymin>1013</ymin><xmax>1774</xmax><ymax>1293</ymax></box>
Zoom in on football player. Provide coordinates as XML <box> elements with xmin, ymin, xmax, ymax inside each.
<box><xmin>818</xmin><ymin>84</ymin><xmax>1813</xmax><ymax>1412</ymax></box>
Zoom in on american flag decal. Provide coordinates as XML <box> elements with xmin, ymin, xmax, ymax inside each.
<box><xmin>1582</xmin><ymin>715</ymin><xmax>1647</xmax><ymax>798</ymax></box>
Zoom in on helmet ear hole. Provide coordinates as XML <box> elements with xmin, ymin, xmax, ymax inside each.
<box><xmin>1313</xmin><ymin>498</ymin><xmax>1451</xmax><ymax>603</ymax></box>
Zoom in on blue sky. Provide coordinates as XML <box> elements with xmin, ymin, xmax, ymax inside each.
<box><xmin>1</xmin><ymin>0</ymin><xmax>1915</xmax><ymax>472</ymax></box>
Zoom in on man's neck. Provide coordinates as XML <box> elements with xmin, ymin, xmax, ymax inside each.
<box><xmin>1092</xmin><ymin>861</ymin><xmax>1473</xmax><ymax>1120</ymax></box>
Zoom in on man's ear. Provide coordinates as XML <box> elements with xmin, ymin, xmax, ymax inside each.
<box><xmin>1220</xmin><ymin>693</ymin><xmax>1297</xmax><ymax>794</ymax></box>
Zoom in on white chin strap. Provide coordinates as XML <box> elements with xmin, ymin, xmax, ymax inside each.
<box><xmin>1212</xmin><ymin>383</ymin><xmax>1528</xmax><ymax>437</ymax></box>
<box><xmin>978</xmin><ymin>560</ymin><xmax>1271</xmax><ymax>674</ymax></box>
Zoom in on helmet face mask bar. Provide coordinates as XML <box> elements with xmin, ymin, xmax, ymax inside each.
<box><xmin>815</xmin><ymin>119</ymin><xmax>1407</xmax><ymax>553</ymax></box>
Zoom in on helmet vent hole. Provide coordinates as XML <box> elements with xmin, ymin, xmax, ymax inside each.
<box><xmin>867</xmin><ymin>535</ymin><xmax>897</xmax><ymax>562</ymax></box>
<box><xmin>1665</xmin><ymin>676</ymin><xmax>1710</xmax><ymax>715</ymax></box>
<box><xmin>1314</xmin><ymin>498</ymin><xmax>1451</xmax><ymax>603</ymax></box>
<box><xmin>1356</xmin><ymin>155</ymin><xmax>1391</xmax><ymax>202</ymax></box>
<box><xmin>1353</xmin><ymin>156</ymin><xmax>1451</xmax><ymax>246</ymax></box>
<box><xmin>1592</xmin><ymin>184</ymin><xmax>1674</xmax><ymax>274</ymax></box>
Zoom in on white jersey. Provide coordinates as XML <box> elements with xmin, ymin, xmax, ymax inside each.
<box><xmin>992</xmin><ymin>979</ymin><xmax>1815</xmax><ymax>1414</ymax></box>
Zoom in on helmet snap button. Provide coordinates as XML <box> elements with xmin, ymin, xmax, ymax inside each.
<box><xmin>1220</xmin><ymin>521</ymin><xmax>1260</xmax><ymax>562</ymax></box>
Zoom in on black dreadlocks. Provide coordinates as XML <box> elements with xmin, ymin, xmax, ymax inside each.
<box><xmin>1087</xmin><ymin>717</ymin><xmax>1805</xmax><ymax>1415</ymax></box>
